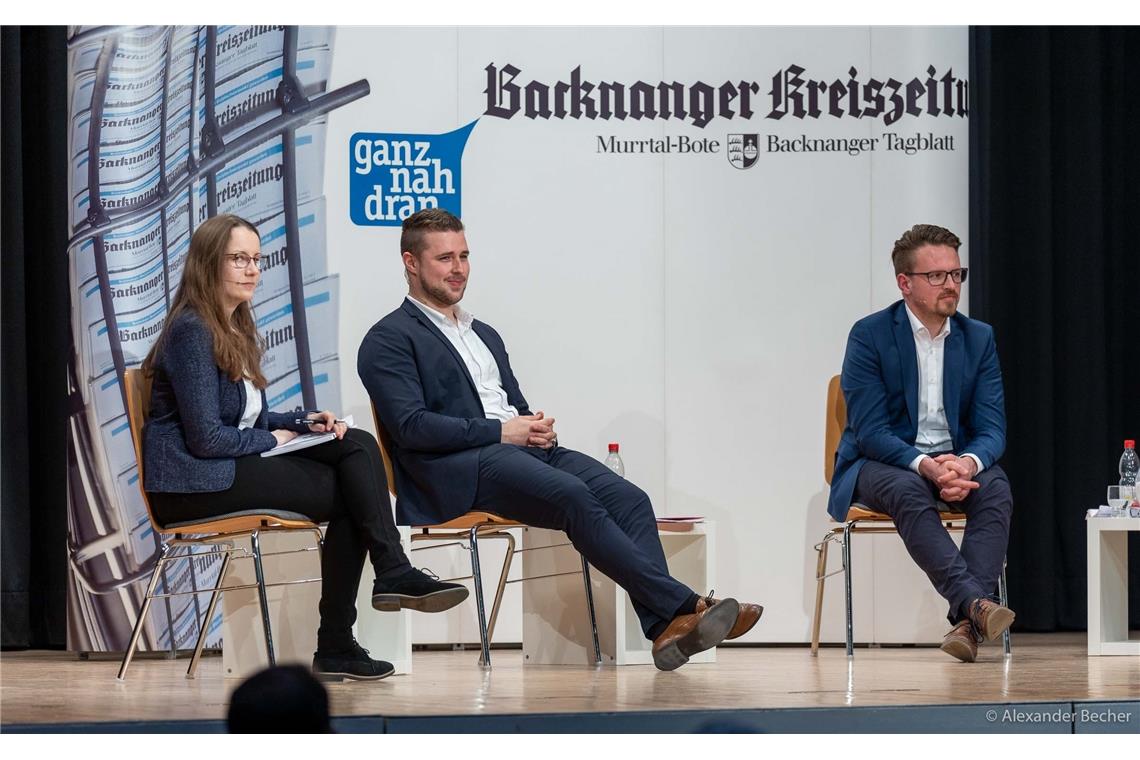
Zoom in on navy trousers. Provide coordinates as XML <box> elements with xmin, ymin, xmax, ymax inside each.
<box><xmin>853</xmin><ymin>460</ymin><xmax>1012</xmax><ymax>623</ymax></box>
<box><xmin>473</xmin><ymin>444</ymin><xmax>694</xmax><ymax>638</ymax></box>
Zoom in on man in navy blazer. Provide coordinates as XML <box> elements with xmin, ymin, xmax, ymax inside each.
<box><xmin>830</xmin><ymin>224</ymin><xmax>1014</xmax><ymax>663</ymax></box>
<box><xmin>358</xmin><ymin>209</ymin><xmax>762</xmax><ymax>670</ymax></box>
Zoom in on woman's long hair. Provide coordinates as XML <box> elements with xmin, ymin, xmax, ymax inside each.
<box><xmin>141</xmin><ymin>214</ymin><xmax>268</xmax><ymax>388</ymax></box>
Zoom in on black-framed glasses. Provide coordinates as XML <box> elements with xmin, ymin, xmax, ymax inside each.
<box><xmin>905</xmin><ymin>267</ymin><xmax>968</xmax><ymax>286</ymax></box>
<box><xmin>225</xmin><ymin>253</ymin><xmax>262</xmax><ymax>270</ymax></box>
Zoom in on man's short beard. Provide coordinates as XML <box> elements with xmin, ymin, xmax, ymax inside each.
<box><xmin>423</xmin><ymin>278</ymin><xmax>463</xmax><ymax>306</ymax></box>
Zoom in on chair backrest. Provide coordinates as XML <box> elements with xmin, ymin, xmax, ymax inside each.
<box><xmin>123</xmin><ymin>368</ymin><xmax>165</xmax><ymax>534</ymax></box>
<box><xmin>824</xmin><ymin>374</ymin><xmax>846</xmax><ymax>485</ymax></box>
<box><xmin>369</xmin><ymin>401</ymin><xmax>398</xmax><ymax>498</ymax></box>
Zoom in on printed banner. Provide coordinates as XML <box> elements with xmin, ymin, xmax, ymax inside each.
<box><xmin>65</xmin><ymin>25</ymin><xmax>352</xmax><ymax>653</ymax></box>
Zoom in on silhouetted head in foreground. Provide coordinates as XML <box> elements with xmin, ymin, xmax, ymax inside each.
<box><xmin>228</xmin><ymin>665</ymin><xmax>331</xmax><ymax>733</ymax></box>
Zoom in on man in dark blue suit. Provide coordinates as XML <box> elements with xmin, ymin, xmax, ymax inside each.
<box><xmin>358</xmin><ymin>209</ymin><xmax>762</xmax><ymax>670</ymax></box>
<box><xmin>830</xmin><ymin>224</ymin><xmax>1014</xmax><ymax>663</ymax></box>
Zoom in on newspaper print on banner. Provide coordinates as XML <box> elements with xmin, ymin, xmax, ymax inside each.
<box><xmin>257</xmin><ymin>275</ymin><xmax>339</xmax><ymax>385</ymax></box>
<box><xmin>268</xmin><ymin>357</ymin><xmax>342</xmax><ymax>422</ymax></box>
<box><xmin>69</xmin><ymin>29</ymin><xmax>199</xmax><ymax>231</ymax></box>
<box><xmin>197</xmin><ymin>44</ymin><xmax>332</xmax><ymax>142</ymax></box>
<box><xmin>253</xmin><ymin>198</ymin><xmax>327</xmax><ymax>304</ymax></box>
<box><xmin>65</xmin><ymin>25</ymin><xmax>350</xmax><ymax>653</ymax></box>
<box><xmin>198</xmin><ymin>120</ymin><xmax>327</xmax><ymax>224</ymax></box>
<box><xmin>205</xmin><ymin>26</ymin><xmax>331</xmax><ymax>83</ymax></box>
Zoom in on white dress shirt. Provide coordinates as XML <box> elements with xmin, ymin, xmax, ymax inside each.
<box><xmin>406</xmin><ymin>296</ymin><xmax>519</xmax><ymax>422</ymax></box>
<box><xmin>903</xmin><ymin>303</ymin><xmax>983</xmax><ymax>476</ymax></box>
<box><xmin>238</xmin><ymin>378</ymin><xmax>262</xmax><ymax>430</ymax></box>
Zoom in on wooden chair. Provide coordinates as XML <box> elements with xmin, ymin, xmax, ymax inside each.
<box><xmin>810</xmin><ymin>374</ymin><xmax>1010</xmax><ymax>658</ymax></box>
<box><xmin>370</xmin><ymin>403</ymin><xmax>601</xmax><ymax>668</ymax></box>
<box><xmin>116</xmin><ymin>368</ymin><xmax>324</xmax><ymax>681</ymax></box>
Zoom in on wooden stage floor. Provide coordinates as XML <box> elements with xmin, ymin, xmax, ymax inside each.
<box><xmin>2</xmin><ymin>633</ymin><xmax>1137</xmax><ymax>731</ymax></box>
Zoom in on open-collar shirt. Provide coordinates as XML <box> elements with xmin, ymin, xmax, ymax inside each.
<box><xmin>903</xmin><ymin>302</ymin><xmax>983</xmax><ymax>476</ymax></box>
<box><xmin>406</xmin><ymin>296</ymin><xmax>519</xmax><ymax>422</ymax></box>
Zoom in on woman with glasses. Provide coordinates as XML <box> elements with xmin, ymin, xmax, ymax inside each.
<box><xmin>141</xmin><ymin>214</ymin><xmax>467</xmax><ymax>682</ymax></box>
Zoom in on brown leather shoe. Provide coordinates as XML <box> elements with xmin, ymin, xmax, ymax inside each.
<box><xmin>651</xmin><ymin>597</ymin><xmax>739</xmax><ymax>671</ymax></box>
<box><xmin>940</xmin><ymin>619</ymin><xmax>978</xmax><ymax>663</ymax></box>
<box><xmin>966</xmin><ymin>598</ymin><xmax>1015</xmax><ymax>642</ymax></box>
<box><xmin>696</xmin><ymin>595</ymin><xmax>764</xmax><ymax>640</ymax></box>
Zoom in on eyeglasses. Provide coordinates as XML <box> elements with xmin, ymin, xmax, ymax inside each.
<box><xmin>905</xmin><ymin>267</ymin><xmax>968</xmax><ymax>286</ymax></box>
<box><xmin>225</xmin><ymin>253</ymin><xmax>262</xmax><ymax>270</ymax></box>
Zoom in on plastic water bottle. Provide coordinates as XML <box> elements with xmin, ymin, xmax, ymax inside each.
<box><xmin>1120</xmin><ymin>440</ymin><xmax>1138</xmax><ymax>508</ymax></box>
<box><xmin>604</xmin><ymin>442</ymin><xmax>625</xmax><ymax>477</ymax></box>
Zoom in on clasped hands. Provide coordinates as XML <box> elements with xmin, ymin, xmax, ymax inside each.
<box><xmin>501</xmin><ymin>411</ymin><xmax>557</xmax><ymax>449</ymax></box>
<box><xmin>918</xmin><ymin>453</ymin><xmax>979</xmax><ymax>503</ymax></box>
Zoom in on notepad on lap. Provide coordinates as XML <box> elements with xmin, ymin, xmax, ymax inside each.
<box><xmin>261</xmin><ymin>415</ymin><xmax>354</xmax><ymax>457</ymax></box>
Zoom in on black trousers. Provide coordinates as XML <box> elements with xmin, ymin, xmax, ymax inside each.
<box><xmin>853</xmin><ymin>459</ymin><xmax>1013</xmax><ymax>624</ymax></box>
<box><xmin>148</xmin><ymin>428</ymin><xmax>412</xmax><ymax>649</ymax></box>
<box><xmin>473</xmin><ymin>443</ymin><xmax>693</xmax><ymax>639</ymax></box>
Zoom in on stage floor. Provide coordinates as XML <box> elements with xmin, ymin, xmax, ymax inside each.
<box><xmin>2</xmin><ymin>634</ymin><xmax>1137</xmax><ymax>732</ymax></box>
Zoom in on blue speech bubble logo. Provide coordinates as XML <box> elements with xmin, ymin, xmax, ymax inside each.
<box><xmin>349</xmin><ymin>120</ymin><xmax>477</xmax><ymax>226</ymax></box>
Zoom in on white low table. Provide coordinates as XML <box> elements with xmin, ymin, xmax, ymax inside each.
<box><xmin>521</xmin><ymin>521</ymin><xmax>714</xmax><ymax>666</ymax></box>
<box><xmin>221</xmin><ymin>526</ymin><xmax>412</xmax><ymax>678</ymax></box>
<box><xmin>1086</xmin><ymin>514</ymin><xmax>1140</xmax><ymax>656</ymax></box>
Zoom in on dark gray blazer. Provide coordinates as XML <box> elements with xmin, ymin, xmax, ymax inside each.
<box><xmin>357</xmin><ymin>299</ymin><xmax>529</xmax><ymax>526</ymax></box>
<box><xmin>142</xmin><ymin>309</ymin><xmax>313</xmax><ymax>493</ymax></box>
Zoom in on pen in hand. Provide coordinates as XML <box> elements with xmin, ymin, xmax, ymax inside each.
<box><xmin>294</xmin><ymin>418</ymin><xmax>348</xmax><ymax>425</ymax></box>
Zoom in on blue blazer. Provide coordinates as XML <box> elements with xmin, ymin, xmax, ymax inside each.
<box><xmin>357</xmin><ymin>299</ymin><xmax>530</xmax><ymax>526</ymax></box>
<box><xmin>828</xmin><ymin>300</ymin><xmax>1006</xmax><ymax>522</ymax></box>
<box><xmin>142</xmin><ymin>310</ymin><xmax>313</xmax><ymax>493</ymax></box>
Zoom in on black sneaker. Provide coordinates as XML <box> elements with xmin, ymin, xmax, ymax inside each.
<box><xmin>312</xmin><ymin>640</ymin><xmax>395</xmax><ymax>683</ymax></box>
<box><xmin>371</xmin><ymin>567</ymin><xmax>470</xmax><ymax>613</ymax></box>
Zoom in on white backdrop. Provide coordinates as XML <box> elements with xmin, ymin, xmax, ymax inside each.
<box><xmin>324</xmin><ymin>26</ymin><xmax>970</xmax><ymax>644</ymax></box>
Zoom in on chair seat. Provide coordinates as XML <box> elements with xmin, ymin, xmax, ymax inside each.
<box><xmin>158</xmin><ymin>509</ymin><xmax>318</xmax><ymax>535</ymax></box>
<box><xmin>414</xmin><ymin>511</ymin><xmax>522</xmax><ymax>531</ymax></box>
<box><xmin>843</xmin><ymin>504</ymin><xmax>966</xmax><ymax>523</ymax></box>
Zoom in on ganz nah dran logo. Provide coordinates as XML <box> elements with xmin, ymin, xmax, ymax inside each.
<box><xmin>349</xmin><ymin>121</ymin><xmax>476</xmax><ymax>226</ymax></box>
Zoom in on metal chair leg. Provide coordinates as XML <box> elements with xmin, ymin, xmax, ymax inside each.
<box><xmin>999</xmin><ymin>559</ymin><xmax>1011</xmax><ymax>656</ymax></box>
<box><xmin>485</xmin><ymin>532</ymin><xmax>515</xmax><ymax>643</ymax></box>
<box><xmin>117</xmin><ymin>542</ymin><xmax>174</xmax><ymax>681</ymax></box>
<box><xmin>580</xmin><ymin>555</ymin><xmax>602</xmax><ymax>664</ymax></box>
<box><xmin>468</xmin><ymin>525</ymin><xmax>492</xmax><ymax>669</ymax></box>
<box><xmin>842</xmin><ymin>522</ymin><xmax>855</xmax><ymax>658</ymax></box>
<box><xmin>250</xmin><ymin>531</ymin><xmax>276</xmax><ymax>668</ymax></box>
<box><xmin>310</xmin><ymin>528</ymin><xmax>325</xmax><ymax>562</ymax></box>
<box><xmin>159</xmin><ymin>563</ymin><xmax>177</xmax><ymax>659</ymax></box>
<box><xmin>811</xmin><ymin>532</ymin><xmax>831</xmax><ymax>656</ymax></box>
<box><xmin>186</xmin><ymin>550</ymin><xmax>232</xmax><ymax>679</ymax></box>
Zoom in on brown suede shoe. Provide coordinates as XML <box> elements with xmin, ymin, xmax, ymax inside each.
<box><xmin>651</xmin><ymin>597</ymin><xmax>739</xmax><ymax>671</ymax></box>
<box><xmin>940</xmin><ymin>619</ymin><xmax>978</xmax><ymax>663</ymax></box>
<box><xmin>967</xmin><ymin>598</ymin><xmax>1015</xmax><ymax>642</ymax></box>
<box><xmin>696</xmin><ymin>595</ymin><xmax>764</xmax><ymax>640</ymax></box>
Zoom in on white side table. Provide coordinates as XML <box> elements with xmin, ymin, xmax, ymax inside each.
<box><xmin>521</xmin><ymin>521</ymin><xmax>714</xmax><ymax>666</ymax></box>
<box><xmin>1086</xmin><ymin>515</ymin><xmax>1140</xmax><ymax>656</ymax></box>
